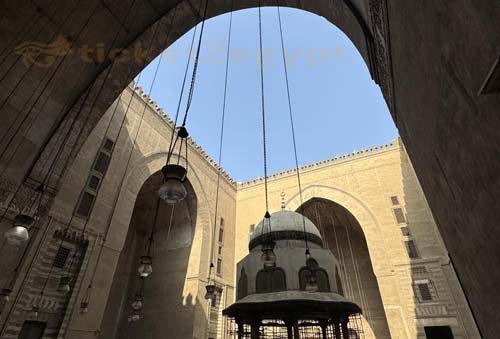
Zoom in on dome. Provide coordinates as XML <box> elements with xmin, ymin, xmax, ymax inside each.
<box><xmin>249</xmin><ymin>210</ymin><xmax>322</xmax><ymax>244</ymax></box>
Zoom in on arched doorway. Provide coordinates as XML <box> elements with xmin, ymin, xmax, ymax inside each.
<box><xmin>100</xmin><ymin>170</ymin><xmax>198</xmax><ymax>339</ymax></box>
<box><xmin>298</xmin><ymin>197</ymin><xmax>391</xmax><ymax>339</ymax></box>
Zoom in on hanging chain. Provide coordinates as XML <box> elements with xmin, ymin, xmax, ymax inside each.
<box><xmin>67</xmin><ymin>4</ymin><xmax>179</xmax><ymax>320</ymax></box>
<box><xmin>146</xmin><ymin>191</ymin><xmax>163</xmax><ymax>257</ymax></box>
<box><xmin>0</xmin><ymin>0</ymin><xmax>144</xmax><ymax>315</ymax></box>
<box><xmin>165</xmin><ymin>205</ymin><xmax>176</xmax><ymax>242</ymax></box>
<box><xmin>276</xmin><ymin>2</ymin><xmax>310</xmax><ymax>254</ymax></box>
<box><xmin>181</xmin><ymin>0</ymin><xmax>210</xmax><ymax>127</ymax></box>
<box><xmin>167</xmin><ymin>10</ymin><xmax>200</xmax><ymax>163</ymax></box>
<box><xmin>258</xmin><ymin>1</ymin><xmax>272</xmax><ymax>238</ymax></box>
<box><xmin>209</xmin><ymin>0</ymin><xmax>234</xmax><ymax>282</ymax></box>
<box><xmin>166</xmin><ymin>0</ymin><xmax>208</xmax><ymax>166</ymax></box>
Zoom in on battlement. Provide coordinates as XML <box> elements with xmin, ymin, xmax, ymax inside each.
<box><xmin>128</xmin><ymin>83</ymin><xmax>399</xmax><ymax>190</ymax></box>
<box><xmin>237</xmin><ymin>139</ymin><xmax>400</xmax><ymax>189</ymax></box>
<box><xmin>129</xmin><ymin>85</ymin><xmax>237</xmax><ymax>186</ymax></box>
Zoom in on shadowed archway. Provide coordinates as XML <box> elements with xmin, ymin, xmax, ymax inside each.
<box><xmin>100</xmin><ymin>170</ymin><xmax>198</xmax><ymax>339</ymax></box>
<box><xmin>298</xmin><ymin>197</ymin><xmax>391</xmax><ymax>339</ymax></box>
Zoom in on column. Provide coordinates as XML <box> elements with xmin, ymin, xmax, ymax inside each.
<box><xmin>285</xmin><ymin>320</ymin><xmax>294</xmax><ymax>339</ymax></box>
<box><xmin>320</xmin><ymin>321</ymin><xmax>328</xmax><ymax>339</ymax></box>
<box><xmin>341</xmin><ymin>320</ymin><xmax>350</xmax><ymax>339</ymax></box>
<box><xmin>333</xmin><ymin>322</ymin><xmax>341</xmax><ymax>339</ymax></box>
<box><xmin>250</xmin><ymin>321</ymin><xmax>260</xmax><ymax>339</ymax></box>
<box><xmin>237</xmin><ymin>321</ymin><xmax>244</xmax><ymax>339</ymax></box>
<box><xmin>293</xmin><ymin>321</ymin><xmax>300</xmax><ymax>339</ymax></box>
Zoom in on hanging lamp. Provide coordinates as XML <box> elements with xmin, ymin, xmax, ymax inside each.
<box><xmin>204</xmin><ymin>262</ymin><xmax>217</xmax><ymax>301</ymax></box>
<box><xmin>0</xmin><ymin>288</ymin><xmax>11</xmax><ymax>302</ymax></box>
<box><xmin>0</xmin><ymin>267</ymin><xmax>19</xmax><ymax>302</ymax></box>
<box><xmin>58</xmin><ymin>276</ymin><xmax>72</xmax><ymax>294</ymax></box>
<box><xmin>80</xmin><ymin>283</ymin><xmax>91</xmax><ymax>314</ymax></box>
<box><xmin>158</xmin><ymin>127</ymin><xmax>189</xmax><ymax>205</ymax></box>
<box><xmin>131</xmin><ymin>277</ymin><xmax>145</xmax><ymax>311</ymax></box>
<box><xmin>137</xmin><ymin>254</ymin><xmax>153</xmax><ymax>278</ymax></box>
<box><xmin>128</xmin><ymin>310</ymin><xmax>141</xmax><ymax>322</ymax></box>
<box><xmin>138</xmin><ymin>193</ymin><xmax>161</xmax><ymax>278</ymax></box>
<box><xmin>160</xmin><ymin>0</ymin><xmax>210</xmax><ymax>205</ymax></box>
<box><xmin>131</xmin><ymin>294</ymin><xmax>143</xmax><ymax>311</ymax></box>
<box><xmin>59</xmin><ymin>253</ymin><xmax>77</xmax><ymax>294</ymax></box>
<box><xmin>30</xmin><ymin>293</ymin><xmax>42</xmax><ymax>317</ymax></box>
<box><xmin>256</xmin><ymin>0</ymin><xmax>277</xmax><ymax>269</ymax></box>
<box><xmin>304</xmin><ymin>250</ymin><xmax>320</xmax><ymax>293</ymax></box>
<box><xmin>274</xmin><ymin>0</ymin><xmax>319</xmax><ymax>290</ymax></box>
<box><xmin>4</xmin><ymin>214</ymin><xmax>33</xmax><ymax>245</ymax></box>
<box><xmin>3</xmin><ymin>184</ymin><xmax>44</xmax><ymax>246</ymax></box>
<box><xmin>261</xmin><ymin>213</ymin><xmax>276</xmax><ymax>268</ymax></box>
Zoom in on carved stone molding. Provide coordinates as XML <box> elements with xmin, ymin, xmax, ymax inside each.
<box><xmin>369</xmin><ymin>0</ymin><xmax>395</xmax><ymax>112</ymax></box>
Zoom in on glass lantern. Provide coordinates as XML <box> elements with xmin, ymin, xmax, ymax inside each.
<box><xmin>132</xmin><ymin>294</ymin><xmax>143</xmax><ymax>311</ymax></box>
<box><xmin>205</xmin><ymin>284</ymin><xmax>216</xmax><ymax>301</ymax></box>
<box><xmin>305</xmin><ymin>272</ymin><xmax>319</xmax><ymax>293</ymax></box>
<box><xmin>0</xmin><ymin>288</ymin><xmax>12</xmax><ymax>302</ymax></box>
<box><xmin>138</xmin><ymin>256</ymin><xmax>153</xmax><ymax>278</ymax></box>
<box><xmin>158</xmin><ymin>164</ymin><xmax>188</xmax><ymax>204</ymax></box>
<box><xmin>59</xmin><ymin>276</ymin><xmax>72</xmax><ymax>294</ymax></box>
<box><xmin>261</xmin><ymin>241</ymin><xmax>277</xmax><ymax>268</ymax></box>
<box><xmin>31</xmin><ymin>304</ymin><xmax>40</xmax><ymax>318</ymax></box>
<box><xmin>80</xmin><ymin>301</ymin><xmax>89</xmax><ymax>314</ymax></box>
<box><xmin>130</xmin><ymin>310</ymin><xmax>141</xmax><ymax>322</ymax></box>
<box><xmin>4</xmin><ymin>214</ymin><xmax>33</xmax><ymax>245</ymax></box>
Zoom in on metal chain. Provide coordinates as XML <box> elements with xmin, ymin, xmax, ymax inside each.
<box><xmin>210</xmin><ymin>0</ymin><xmax>234</xmax><ymax>280</ymax></box>
<box><xmin>276</xmin><ymin>1</ymin><xmax>309</xmax><ymax>253</ymax></box>
<box><xmin>166</xmin><ymin>23</ymin><xmax>199</xmax><ymax>163</ymax></box>
<box><xmin>258</xmin><ymin>1</ymin><xmax>272</xmax><ymax>236</ymax></box>
<box><xmin>181</xmin><ymin>0</ymin><xmax>210</xmax><ymax>127</ymax></box>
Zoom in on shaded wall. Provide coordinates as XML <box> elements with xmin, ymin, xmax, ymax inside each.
<box><xmin>101</xmin><ymin>172</ymin><xmax>198</xmax><ymax>339</ymax></box>
<box><xmin>236</xmin><ymin>141</ymin><xmax>480</xmax><ymax>338</ymax></box>
<box><xmin>0</xmin><ymin>1</ymin><xmax>498</xmax><ymax>336</ymax></box>
<box><xmin>300</xmin><ymin>198</ymin><xmax>391</xmax><ymax>339</ymax></box>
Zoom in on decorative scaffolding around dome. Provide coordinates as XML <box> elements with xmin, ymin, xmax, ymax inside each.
<box><xmin>224</xmin><ymin>209</ymin><xmax>364</xmax><ymax>338</ymax></box>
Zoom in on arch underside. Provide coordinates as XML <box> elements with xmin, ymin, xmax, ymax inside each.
<box><xmin>0</xmin><ymin>0</ymin><xmax>387</xmax><ymax>188</ymax></box>
<box><xmin>0</xmin><ymin>1</ymin><xmax>499</xmax><ymax>337</ymax></box>
<box><xmin>100</xmin><ymin>170</ymin><xmax>198</xmax><ymax>339</ymax></box>
<box><xmin>297</xmin><ymin>197</ymin><xmax>391</xmax><ymax>339</ymax></box>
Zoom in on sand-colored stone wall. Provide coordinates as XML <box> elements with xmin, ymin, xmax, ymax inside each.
<box><xmin>235</xmin><ymin>140</ymin><xmax>480</xmax><ymax>339</ymax></box>
<box><xmin>0</xmin><ymin>83</ymin><xmax>479</xmax><ymax>339</ymax></box>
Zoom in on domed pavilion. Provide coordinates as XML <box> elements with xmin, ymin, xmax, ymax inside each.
<box><xmin>223</xmin><ymin>210</ymin><xmax>364</xmax><ymax>338</ymax></box>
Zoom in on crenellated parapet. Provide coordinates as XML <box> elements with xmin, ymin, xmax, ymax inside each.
<box><xmin>129</xmin><ymin>84</ymin><xmax>399</xmax><ymax>190</ymax></box>
<box><xmin>237</xmin><ymin>139</ymin><xmax>400</xmax><ymax>188</ymax></box>
<box><xmin>130</xmin><ymin>84</ymin><xmax>237</xmax><ymax>186</ymax></box>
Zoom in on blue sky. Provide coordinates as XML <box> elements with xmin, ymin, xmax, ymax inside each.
<box><xmin>137</xmin><ymin>7</ymin><xmax>398</xmax><ymax>182</ymax></box>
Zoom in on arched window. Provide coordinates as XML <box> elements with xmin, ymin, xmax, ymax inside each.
<box><xmin>256</xmin><ymin>268</ymin><xmax>287</xmax><ymax>293</ymax></box>
<box><xmin>256</xmin><ymin>270</ymin><xmax>271</xmax><ymax>293</ymax></box>
<box><xmin>335</xmin><ymin>267</ymin><xmax>344</xmax><ymax>296</ymax></box>
<box><xmin>299</xmin><ymin>267</ymin><xmax>313</xmax><ymax>291</ymax></box>
<box><xmin>237</xmin><ymin>268</ymin><xmax>248</xmax><ymax>300</ymax></box>
<box><xmin>316</xmin><ymin>269</ymin><xmax>330</xmax><ymax>292</ymax></box>
<box><xmin>299</xmin><ymin>260</ymin><xmax>330</xmax><ymax>292</ymax></box>
<box><xmin>271</xmin><ymin>268</ymin><xmax>286</xmax><ymax>292</ymax></box>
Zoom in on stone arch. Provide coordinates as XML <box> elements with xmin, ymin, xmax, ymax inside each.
<box><xmin>19</xmin><ymin>1</ymin><xmax>384</xmax><ymax>191</ymax></box>
<box><xmin>0</xmin><ymin>1</ymin><xmax>495</xmax><ymax>336</ymax></box>
<box><xmin>106</xmin><ymin>151</ymin><xmax>211</xmax><ymax>255</ymax></box>
<box><xmin>285</xmin><ymin>184</ymin><xmax>389</xmax><ymax>275</ymax></box>
<box><xmin>292</xmin><ymin>187</ymin><xmax>392</xmax><ymax>338</ymax></box>
<box><xmin>76</xmin><ymin>151</ymin><xmax>216</xmax><ymax>336</ymax></box>
<box><xmin>237</xmin><ymin>268</ymin><xmax>248</xmax><ymax>300</ymax></box>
